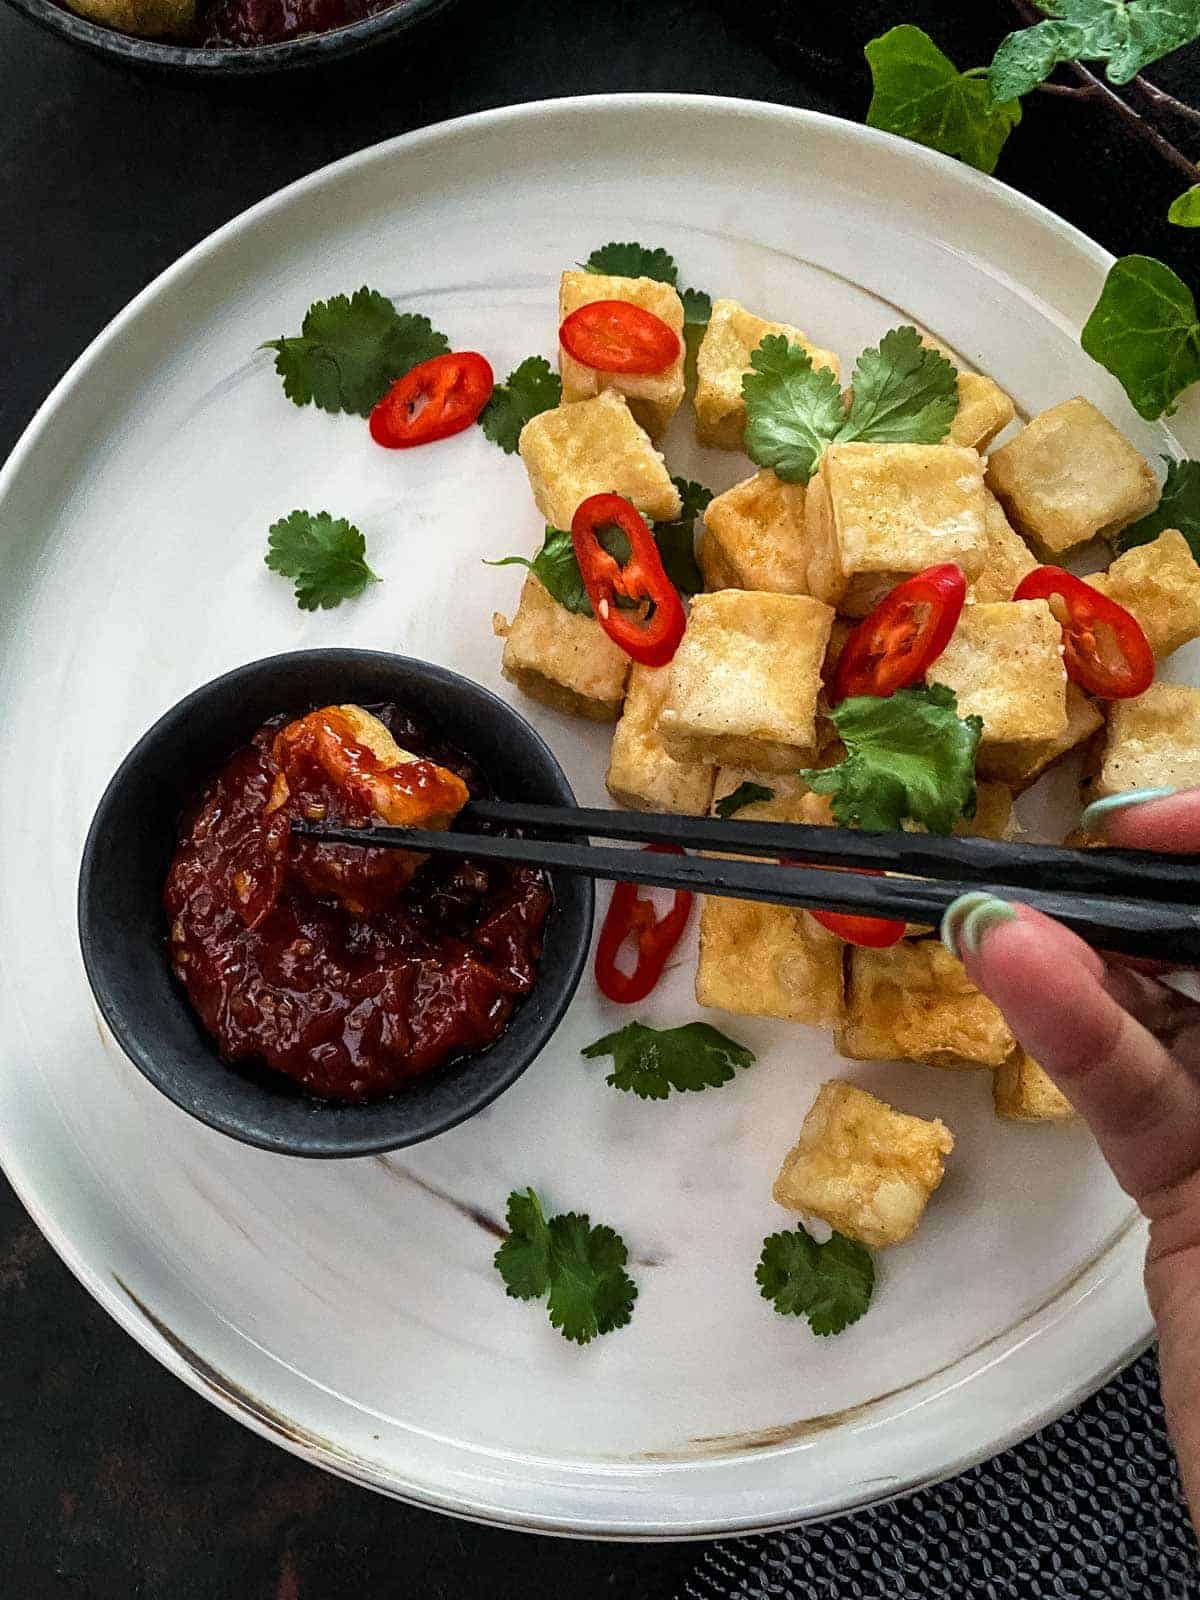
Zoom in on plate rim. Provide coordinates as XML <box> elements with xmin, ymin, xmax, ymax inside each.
<box><xmin>0</xmin><ymin>92</ymin><xmax>1161</xmax><ymax>1539</ymax></box>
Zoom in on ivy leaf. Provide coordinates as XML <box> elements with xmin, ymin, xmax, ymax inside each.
<box><xmin>801</xmin><ymin>684</ymin><xmax>982</xmax><ymax>835</ymax></box>
<box><xmin>991</xmin><ymin>0</ymin><xmax>1200</xmax><ymax>98</ymax></box>
<box><xmin>866</xmin><ymin>25</ymin><xmax>1022</xmax><ymax>176</ymax></box>
<box><xmin>1117</xmin><ymin>456</ymin><xmax>1200</xmax><ymax>557</ymax></box>
<box><xmin>479</xmin><ymin>356</ymin><xmax>562</xmax><ymax>454</ymax></box>
<box><xmin>582</xmin><ymin>1021</ymin><xmax>755</xmax><ymax>1101</ymax></box>
<box><xmin>264</xmin><ymin>510</ymin><xmax>379</xmax><ymax>611</ymax></box>
<box><xmin>1080</xmin><ymin>254</ymin><xmax>1200</xmax><ymax>421</ymax></box>
<box><xmin>756</xmin><ymin>1226</ymin><xmax>875</xmax><ymax>1336</ymax></box>
<box><xmin>582</xmin><ymin>242</ymin><xmax>679</xmax><ymax>283</ymax></box>
<box><xmin>262</xmin><ymin>288</ymin><xmax>449</xmax><ymax>416</ymax></box>
<box><xmin>1169</xmin><ymin>186</ymin><xmax>1200</xmax><ymax>227</ymax></box>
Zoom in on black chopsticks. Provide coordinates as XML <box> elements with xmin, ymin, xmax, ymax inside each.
<box><xmin>289</xmin><ymin>801</ymin><xmax>1200</xmax><ymax>963</ymax></box>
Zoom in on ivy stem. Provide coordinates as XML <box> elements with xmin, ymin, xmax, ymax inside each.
<box><xmin>1131</xmin><ymin>75</ymin><xmax>1200</xmax><ymax>132</ymax></box>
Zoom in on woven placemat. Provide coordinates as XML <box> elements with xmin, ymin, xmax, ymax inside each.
<box><xmin>680</xmin><ymin>1350</ymin><xmax>1198</xmax><ymax>1598</ymax></box>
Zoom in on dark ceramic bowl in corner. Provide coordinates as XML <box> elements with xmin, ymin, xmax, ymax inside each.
<box><xmin>78</xmin><ymin>650</ymin><xmax>593</xmax><ymax>1157</ymax></box>
<box><xmin>4</xmin><ymin>0</ymin><xmax>455</xmax><ymax>74</ymax></box>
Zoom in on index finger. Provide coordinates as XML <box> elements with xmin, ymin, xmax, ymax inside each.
<box><xmin>1081</xmin><ymin>786</ymin><xmax>1200</xmax><ymax>852</ymax></box>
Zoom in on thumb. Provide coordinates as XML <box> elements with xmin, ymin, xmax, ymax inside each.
<box><xmin>945</xmin><ymin>902</ymin><xmax>1200</xmax><ymax>1205</ymax></box>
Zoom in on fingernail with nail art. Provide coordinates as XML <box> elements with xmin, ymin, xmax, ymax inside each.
<box><xmin>1079</xmin><ymin>786</ymin><xmax>1176</xmax><ymax>835</ymax></box>
<box><xmin>940</xmin><ymin>893</ymin><xmax>1016</xmax><ymax>961</ymax></box>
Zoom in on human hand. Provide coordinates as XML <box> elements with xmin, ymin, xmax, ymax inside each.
<box><xmin>941</xmin><ymin>787</ymin><xmax>1200</xmax><ymax>1521</ymax></box>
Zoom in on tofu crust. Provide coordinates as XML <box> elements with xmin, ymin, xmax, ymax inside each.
<box><xmin>773</xmin><ymin>1080</ymin><xmax>955</xmax><ymax>1249</ymax></box>
<box><xmin>1093</xmin><ymin>681</ymin><xmax>1200</xmax><ymax>797</ymax></box>
<box><xmin>657</xmin><ymin>590</ymin><xmax>834</xmax><ymax>772</ymax></box>
<box><xmin>696</xmin><ymin>895</ymin><xmax>844</xmax><ymax>1025</ymax></box>
<box><xmin>1086</xmin><ymin>529</ymin><xmax>1200</xmax><ymax>661</ymax></box>
<box><xmin>933</xmin><ymin>599</ymin><xmax>1068</xmax><ymax>747</ymax></box>
<box><xmin>838</xmin><ymin>940</ymin><xmax>1016</xmax><ymax>1068</ymax></box>
<box><xmin>518</xmin><ymin>391</ymin><xmax>682</xmax><ymax>532</ymax></box>
<box><xmin>978</xmin><ymin>683</ymin><xmax>1104</xmax><ymax>788</ymax></box>
<box><xmin>967</xmin><ymin>490</ymin><xmax>1038</xmax><ymax>604</ymax></box>
<box><xmin>558</xmin><ymin>271</ymin><xmax>685</xmax><ymax>439</ymax></box>
<box><xmin>695</xmin><ymin>298</ymin><xmax>840</xmax><ymax>450</ymax></box>
<box><xmin>994</xmin><ymin>1051</ymin><xmax>1077</xmax><ymax>1122</ymax></box>
<box><xmin>606</xmin><ymin>663</ymin><xmax>715</xmax><ymax>813</ymax></box>
<box><xmin>698</xmin><ymin>469</ymin><xmax>809</xmax><ymax>595</ymax></box>
<box><xmin>499</xmin><ymin>574</ymin><xmax>630</xmax><ymax>721</ymax></box>
<box><xmin>985</xmin><ymin>397</ymin><xmax>1158</xmax><ymax>553</ymax></box>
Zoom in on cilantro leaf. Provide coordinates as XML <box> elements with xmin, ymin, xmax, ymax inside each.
<box><xmin>841</xmin><ymin>326</ymin><xmax>959</xmax><ymax>447</ymax></box>
<box><xmin>583</xmin><ymin>242</ymin><xmax>678</xmax><ymax>283</ymax></box>
<box><xmin>681</xmin><ymin>286</ymin><xmax>712</xmax><ymax>327</ymax></box>
<box><xmin>479</xmin><ymin>356</ymin><xmax>563</xmax><ymax>454</ymax></box>
<box><xmin>715</xmin><ymin>782</ymin><xmax>777</xmax><ymax>818</ymax></box>
<box><xmin>756</xmin><ymin>1225</ymin><xmax>875</xmax><ymax>1337</ymax></box>
<box><xmin>493</xmin><ymin>1189</ymin><xmax>637</xmax><ymax>1345</ymax></box>
<box><xmin>1117</xmin><ymin>456</ymin><xmax>1200</xmax><ymax>557</ymax></box>
<box><xmin>582</xmin><ymin>1021</ymin><xmax>755</xmax><ymax>1101</ymax></box>
<box><xmin>264</xmin><ymin>510</ymin><xmax>379</xmax><ymax>611</ymax></box>
<box><xmin>1170</xmin><ymin>186</ymin><xmax>1200</xmax><ymax>227</ymax></box>
<box><xmin>493</xmin><ymin>1188</ymin><xmax>553</xmax><ymax>1300</ymax></box>
<box><xmin>545</xmin><ymin>1213</ymin><xmax>638</xmax><ymax>1345</ymax></box>
<box><xmin>263</xmin><ymin>288</ymin><xmax>449</xmax><ymax>416</ymax></box>
<box><xmin>486</xmin><ymin>526</ymin><xmax>593</xmax><ymax>615</ymax></box>
<box><xmin>801</xmin><ymin>684</ymin><xmax>982</xmax><ymax>835</ymax></box>
<box><xmin>866</xmin><ymin>25</ymin><xmax>1022</xmax><ymax>175</ymax></box>
<box><xmin>1080</xmin><ymin>254</ymin><xmax>1200</xmax><ymax>421</ymax></box>
<box><xmin>742</xmin><ymin>335</ymin><xmax>846</xmax><ymax>484</ymax></box>
<box><xmin>651</xmin><ymin>477</ymin><xmax>712</xmax><ymax>597</ymax></box>
<box><xmin>991</xmin><ymin>0</ymin><xmax>1200</xmax><ymax>99</ymax></box>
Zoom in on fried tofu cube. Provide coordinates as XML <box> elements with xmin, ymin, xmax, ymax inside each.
<box><xmin>838</xmin><ymin>940</ymin><xmax>1016</xmax><ymax>1068</ymax></box>
<box><xmin>558</xmin><ymin>271</ymin><xmax>685</xmax><ymax>439</ymax></box>
<box><xmin>606</xmin><ymin>663</ymin><xmax>715</xmax><ymax>813</ymax></box>
<box><xmin>804</xmin><ymin>442</ymin><xmax>988</xmax><ymax>616</ymax></box>
<box><xmin>698</xmin><ymin>470</ymin><xmax>809</xmax><ymax>595</ymax></box>
<box><xmin>695</xmin><ymin>298</ymin><xmax>840</xmax><ymax>450</ymax></box>
<box><xmin>1093</xmin><ymin>682</ymin><xmax>1200</xmax><ymax>797</ymax></box>
<box><xmin>994</xmin><ymin>1051</ymin><xmax>1076</xmax><ymax>1122</ymax></box>
<box><xmin>696</xmin><ymin>895</ymin><xmax>844</xmax><ymax>1025</ymax></box>
<box><xmin>933</xmin><ymin>599</ymin><xmax>1067</xmax><ymax>748</ymax></box>
<box><xmin>985</xmin><ymin>397</ymin><xmax>1158</xmax><ymax>553</ymax></box>
<box><xmin>1086</xmin><ymin>530</ymin><xmax>1200</xmax><ymax>661</ymax></box>
<box><xmin>518</xmin><ymin>391</ymin><xmax>682</xmax><ymax>532</ymax></box>
<box><xmin>957</xmin><ymin>781</ymin><xmax>1014</xmax><ymax>839</ymax></box>
<box><xmin>498</xmin><ymin>574</ymin><xmax>630</xmax><ymax>721</ymax></box>
<box><xmin>773</xmin><ymin>1081</ymin><xmax>954</xmax><ymax>1249</ymax></box>
<box><xmin>978</xmin><ymin>683</ymin><xmax>1104</xmax><ymax>788</ymax></box>
<box><xmin>968</xmin><ymin>491</ymin><xmax>1037</xmax><ymax>604</ymax></box>
<box><xmin>920</xmin><ymin>338</ymin><xmax>1015</xmax><ymax>453</ymax></box>
<box><xmin>657</xmin><ymin>591</ymin><xmax>834</xmax><ymax>772</ymax></box>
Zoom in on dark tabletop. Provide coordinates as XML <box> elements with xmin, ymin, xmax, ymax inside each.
<box><xmin>3</xmin><ymin>2</ymin><xmax>1199</xmax><ymax>1595</ymax></box>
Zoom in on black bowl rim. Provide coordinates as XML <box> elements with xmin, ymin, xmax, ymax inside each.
<box><xmin>5</xmin><ymin>0</ymin><xmax>454</xmax><ymax>72</ymax></box>
<box><xmin>77</xmin><ymin>648</ymin><xmax>594</xmax><ymax>1157</ymax></box>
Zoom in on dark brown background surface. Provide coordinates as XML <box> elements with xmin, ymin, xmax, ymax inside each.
<box><xmin>3</xmin><ymin>2</ymin><xmax>1199</xmax><ymax>1593</ymax></box>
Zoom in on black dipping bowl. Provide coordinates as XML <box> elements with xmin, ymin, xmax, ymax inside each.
<box><xmin>5</xmin><ymin>0</ymin><xmax>454</xmax><ymax>75</ymax></box>
<box><xmin>78</xmin><ymin>650</ymin><xmax>593</xmax><ymax>1157</ymax></box>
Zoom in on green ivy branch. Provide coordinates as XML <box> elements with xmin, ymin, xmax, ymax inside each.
<box><xmin>865</xmin><ymin>0</ymin><xmax>1200</xmax><ymax>419</ymax></box>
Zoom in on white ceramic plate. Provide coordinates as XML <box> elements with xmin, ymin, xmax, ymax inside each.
<box><xmin>1</xmin><ymin>96</ymin><xmax>1196</xmax><ymax>1540</ymax></box>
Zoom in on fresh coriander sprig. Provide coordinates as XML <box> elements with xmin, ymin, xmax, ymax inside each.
<box><xmin>262</xmin><ymin>288</ymin><xmax>449</xmax><ymax>417</ymax></box>
<box><xmin>582</xmin><ymin>1021</ymin><xmax>755</xmax><ymax>1101</ymax></box>
<box><xmin>757</xmin><ymin>1225</ymin><xmax>875</xmax><ymax>1337</ymax></box>
<box><xmin>265</xmin><ymin>510</ymin><xmax>379</xmax><ymax>611</ymax></box>
<box><xmin>714</xmin><ymin>782</ymin><xmax>777</xmax><ymax>819</ymax></box>
<box><xmin>801</xmin><ymin>684</ymin><xmax>982</xmax><ymax>835</ymax></box>
<box><xmin>866</xmin><ymin>25</ymin><xmax>1022</xmax><ymax>175</ymax></box>
<box><xmin>494</xmin><ymin>1188</ymin><xmax>638</xmax><ymax>1345</ymax></box>
<box><xmin>742</xmin><ymin>326</ymin><xmax>958</xmax><ymax>485</ymax></box>
<box><xmin>479</xmin><ymin>356</ymin><xmax>563</xmax><ymax>453</ymax></box>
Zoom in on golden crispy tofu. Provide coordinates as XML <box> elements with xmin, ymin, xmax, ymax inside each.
<box><xmin>657</xmin><ymin>590</ymin><xmax>834</xmax><ymax>771</ymax></box>
<box><xmin>838</xmin><ymin>940</ymin><xmax>1016</xmax><ymax>1068</ymax></box>
<box><xmin>1093</xmin><ymin>681</ymin><xmax>1200</xmax><ymax>797</ymax></box>
<box><xmin>933</xmin><ymin>599</ymin><xmax>1068</xmax><ymax>747</ymax></box>
<box><xmin>606</xmin><ymin>663</ymin><xmax>715</xmax><ymax>813</ymax></box>
<box><xmin>695</xmin><ymin>298</ymin><xmax>840</xmax><ymax>450</ymax></box>
<box><xmin>978</xmin><ymin>683</ymin><xmax>1104</xmax><ymax>788</ymax></box>
<box><xmin>994</xmin><ymin>1051</ymin><xmax>1076</xmax><ymax>1123</ymax></box>
<box><xmin>985</xmin><ymin>397</ymin><xmax>1158</xmax><ymax>553</ymax></box>
<box><xmin>336</xmin><ymin>704</ymin><xmax>416</xmax><ymax>767</ymax></box>
<box><xmin>518</xmin><ymin>391</ymin><xmax>682</xmax><ymax>532</ymax></box>
<box><xmin>698</xmin><ymin>469</ymin><xmax>809</xmax><ymax>595</ymax></box>
<box><xmin>920</xmin><ymin>338</ymin><xmax>1015</xmax><ymax>453</ymax></box>
<box><xmin>967</xmin><ymin>491</ymin><xmax>1038</xmax><ymax>604</ymax></box>
<box><xmin>498</xmin><ymin>574</ymin><xmax>630</xmax><ymax>721</ymax></box>
<box><xmin>558</xmin><ymin>271</ymin><xmax>685</xmax><ymax>439</ymax></box>
<box><xmin>696</xmin><ymin>894</ymin><xmax>844</xmax><ymax>1025</ymax></box>
<box><xmin>773</xmin><ymin>1080</ymin><xmax>955</xmax><ymax>1249</ymax></box>
<box><xmin>804</xmin><ymin>442</ymin><xmax>988</xmax><ymax>616</ymax></box>
<box><xmin>957</xmin><ymin>781</ymin><xmax>1014</xmax><ymax>839</ymax></box>
<box><xmin>1086</xmin><ymin>530</ymin><xmax>1200</xmax><ymax>661</ymax></box>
